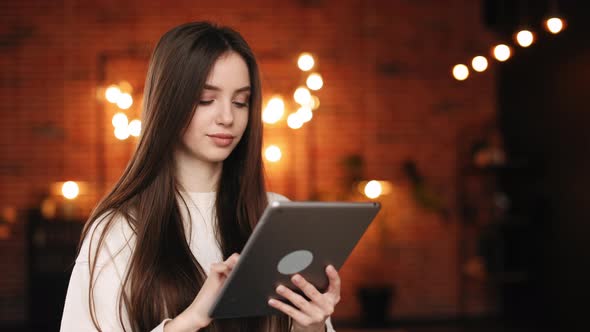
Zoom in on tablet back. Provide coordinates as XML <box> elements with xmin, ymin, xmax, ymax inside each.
<box><xmin>209</xmin><ymin>201</ymin><xmax>381</xmax><ymax>319</ymax></box>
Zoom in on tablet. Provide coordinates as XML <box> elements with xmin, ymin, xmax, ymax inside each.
<box><xmin>209</xmin><ymin>200</ymin><xmax>381</xmax><ymax>318</ymax></box>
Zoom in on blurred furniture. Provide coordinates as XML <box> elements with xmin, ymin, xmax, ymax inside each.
<box><xmin>456</xmin><ymin>126</ymin><xmax>541</xmax><ymax>320</ymax></box>
<box><xmin>25</xmin><ymin>208</ymin><xmax>83</xmax><ymax>331</ymax></box>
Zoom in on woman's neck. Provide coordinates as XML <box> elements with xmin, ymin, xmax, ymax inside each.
<box><xmin>175</xmin><ymin>149</ymin><xmax>222</xmax><ymax>193</ymax></box>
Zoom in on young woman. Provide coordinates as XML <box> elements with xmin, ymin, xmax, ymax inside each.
<box><xmin>60</xmin><ymin>22</ymin><xmax>340</xmax><ymax>332</ymax></box>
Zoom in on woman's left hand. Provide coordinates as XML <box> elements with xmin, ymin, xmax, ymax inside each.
<box><xmin>268</xmin><ymin>265</ymin><xmax>341</xmax><ymax>332</ymax></box>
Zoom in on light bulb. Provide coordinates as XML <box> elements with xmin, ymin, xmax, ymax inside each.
<box><xmin>112</xmin><ymin>112</ymin><xmax>129</xmax><ymax>128</ymax></box>
<box><xmin>62</xmin><ymin>181</ymin><xmax>79</xmax><ymax>199</ymax></box>
<box><xmin>471</xmin><ymin>56</ymin><xmax>488</xmax><ymax>72</ymax></box>
<box><xmin>297</xmin><ymin>53</ymin><xmax>315</xmax><ymax>71</ymax></box>
<box><xmin>287</xmin><ymin>113</ymin><xmax>304</xmax><ymax>129</ymax></box>
<box><xmin>128</xmin><ymin>119</ymin><xmax>141</xmax><ymax>137</ymax></box>
<box><xmin>294</xmin><ymin>87</ymin><xmax>312</xmax><ymax>105</ymax></box>
<box><xmin>105</xmin><ymin>85</ymin><xmax>121</xmax><ymax>103</ymax></box>
<box><xmin>515</xmin><ymin>30</ymin><xmax>534</xmax><ymax>47</ymax></box>
<box><xmin>452</xmin><ymin>64</ymin><xmax>469</xmax><ymax>81</ymax></box>
<box><xmin>117</xmin><ymin>93</ymin><xmax>133</xmax><ymax>109</ymax></box>
<box><xmin>306</xmin><ymin>73</ymin><xmax>323</xmax><ymax>91</ymax></box>
<box><xmin>546</xmin><ymin>17</ymin><xmax>564</xmax><ymax>34</ymax></box>
<box><xmin>114</xmin><ymin>126</ymin><xmax>130</xmax><ymax>140</ymax></box>
<box><xmin>262</xmin><ymin>96</ymin><xmax>285</xmax><ymax>124</ymax></box>
<box><xmin>364</xmin><ymin>180</ymin><xmax>382</xmax><ymax>199</ymax></box>
<box><xmin>493</xmin><ymin>44</ymin><xmax>511</xmax><ymax>62</ymax></box>
<box><xmin>297</xmin><ymin>106</ymin><xmax>313</xmax><ymax>123</ymax></box>
<box><xmin>265</xmin><ymin>145</ymin><xmax>282</xmax><ymax>162</ymax></box>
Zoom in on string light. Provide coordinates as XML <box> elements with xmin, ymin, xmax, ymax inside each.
<box><xmin>545</xmin><ymin>17</ymin><xmax>565</xmax><ymax>34</ymax></box>
<box><xmin>493</xmin><ymin>44</ymin><xmax>511</xmax><ymax>62</ymax></box>
<box><xmin>297</xmin><ymin>53</ymin><xmax>315</xmax><ymax>71</ymax></box>
<box><xmin>116</xmin><ymin>92</ymin><xmax>133</xmax><ymax>110</ymax></box>
<box><xmin>102</xmin><ymin>82</ymin><xmax>139</xmax><ymax>141</ymax></box>
<box><xmin>296</xmin><ymin>106</ymin><xmax>313</xmax><ymax>123</ymax></box>
<box><xmin>128</xmin><ymin>119</ymin><xmax>141</xmax><ymax>137</ymax></box>
<box><xmin>294</xmin><ymin>87</ymin><xmax>312</xmax><ymax>105</ymax></box>
<box><xmin>471</xmin><ymin>56</ymin><xmax>488</xmax><ymax>72</ymax></box>
<box><xmin>105</xmin><ymin>85</ymin><xmax>121</xmax><ymax>103</ymax></box>
<box><xmin>452</xmin><ymin>64</ymin><xmax>469</xmax><ymax>81</ymax></box>
<box><xmin>114</xmin><ymin>126</ymin><xmax>130</xmax><ymax>140</ymax></box>
<box><xmin>112</xmin><ymin>112</ymin><xmax>129</xmax><ymax>128</ymax></box>
<box><xmin>265</xmin><ymin>145</ymin><xmax>282</xmax><ymax>162</ymax></box>
<box><xmin>287</xmin><ymin>113</ymin><xmax>304</xmax><ymax>129</ymax></box>
<box><xmin>515</xmin><ymin>30</ymin><xmax>535</xmax><ymax>47</ymax></box>
<box><xmin>306</xmin><ymin>73</ymin><xmax>323</xmax><ymax>91</ymax></box>
<box><xmin>262</xmin><ymin>96</ymin><xmax>285</xmax><ymax>124</ymax></box>
<box><xmin>451</xmin><ymin>10</ymin><xmax>566</xmax><ymax>82</ymax></box>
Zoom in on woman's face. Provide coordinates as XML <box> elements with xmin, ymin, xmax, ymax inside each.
<box><xmin>181</xmin><ymin>51</ymin><xmax>251</xmax><ymax>163</ymax></box>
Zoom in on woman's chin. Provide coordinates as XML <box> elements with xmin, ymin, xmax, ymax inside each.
<box><xmin>204</xmin><ymin>152</ymin><xmax>233</xmax><ymax>163</ymax></box>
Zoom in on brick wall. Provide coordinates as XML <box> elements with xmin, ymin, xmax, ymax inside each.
<box><xmin>0</xmin><ymin>0</ymin><xmax>498</xmax><ymax>324</ymax></box>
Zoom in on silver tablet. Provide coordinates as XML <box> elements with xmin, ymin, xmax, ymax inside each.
<box><xmin>209</xmin><ymin>200</ymin><xmax>381</xmax><ymax>319</ymax></box>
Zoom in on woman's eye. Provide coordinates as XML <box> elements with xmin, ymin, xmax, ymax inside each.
<box><xmin>199</xmin><ymin>100</ymin><xmax>214</xmax><ymax>105</ymax></box>
<box><xmin>233</xmin><ymin>102</ymin><xmax>249</xmax><ymax>108</ymax></box>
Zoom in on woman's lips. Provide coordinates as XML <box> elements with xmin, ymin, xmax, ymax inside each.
<box><xmin>207</xmin><ymin>134</ymin><xmax>234</xmax><ymax>147</ymax></box>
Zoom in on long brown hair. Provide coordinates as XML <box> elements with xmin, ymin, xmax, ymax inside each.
<box><xmin>78</xmin><ymin>22</ymin><xmax>290</xmax><ymax>331</ymax></box>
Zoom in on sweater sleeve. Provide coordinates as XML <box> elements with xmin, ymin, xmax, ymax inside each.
<box><xmin>267</xmin><ymin>191</ymin><xmax>291</xmax><ymax>203</ymax></box>
<box><xmin>325</xmin><ymin>316</ymin><xmax>335</xmax><ymax>331</ymax></box>
<box><xmin>60</xmin><ymin>212</ymin><xmax>172</xmax><ymax>332</ymax></box>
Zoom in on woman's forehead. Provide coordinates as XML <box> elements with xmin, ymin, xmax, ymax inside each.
<box><xmin>203</xmin><ymin>52</ymin><xmax>250</xmax><ymax>92</ymax></box>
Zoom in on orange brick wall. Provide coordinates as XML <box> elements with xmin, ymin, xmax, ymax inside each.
<box><xmin>0</xmin><ymin>0</ymin><xmax>497</xmax><ymax>324</ymax></box>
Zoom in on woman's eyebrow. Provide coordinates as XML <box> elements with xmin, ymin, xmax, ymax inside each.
<box><xmin>203</xmin><ymin>84</ymin><xmax>251</xmax><ymax>93</ymax></box>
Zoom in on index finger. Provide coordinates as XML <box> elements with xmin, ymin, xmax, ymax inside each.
<box><xmin>225</xmin><ymin>253</ymin><xmax>240</xmax><ymax>268</ymax></box>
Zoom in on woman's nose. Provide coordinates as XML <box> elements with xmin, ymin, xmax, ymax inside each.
<box><xmin>215</xmin><ymin>101</ymin><xmax>234</xmax><ymax>126</ymax></box>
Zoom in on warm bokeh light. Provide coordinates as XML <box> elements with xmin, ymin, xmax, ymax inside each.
<box><xmin>128</xmin><ymin>119</ymin><xmax>141</xmax><ymax>137</ymax></box>
<box><xmin>515</xmin><ymin>30</ymin><xmax>534</xmax><ymax>47</ymax></box>
<box><xmin>306</xmin><ymin>73</ymin><xmax>323</xmax><ymax>91</ymax></box>
<box><xmin>493</xmin><ymin>44</ymin><xmax>511</xmax><ymax>62</ymax></box>
<box><xmin>105</xmin><ymin>85</ymin><xmax>121</xmax><ymax>103</ymax></box>
<box><xmin>112</xmin><ymin>112</ymin><xmax>129</xmax><ymax>128</ymax></box>
<box><xmin>265</xmin><ymin>145</ymin><xmax>282</xmax><ymax>162</ymax></box>
<box><xmin>357</xmin><ymin>180</ymin><xmax>393</xmax><ymax>196</ymax></box>
<box><xmin>294</xmin><ymin>87</ymin><xmax>312</xmax><ymax>105</ymax></box>
<box><xmin>546</xmin><ymin>17</ymin><xmax>564</xmax><ymax>34</ymax></box>
<box><xmin>452</xmin><ymin>64</ymin><xmax>469</xmax><ymax>81</ymax></box>
<box><xmin>310</xmin><ymin>95</ymin><xmax>320</xmax><ymax>110</ymax></box>
<box><xmin>364</xmin><ymin>180</ymin><xmax>382</xmax><ymax>199</ymax></box>
<box><xmin>301</xmin><ymin>95</ymin><xmax>320</xmax><ymax>110</ymax></box>
<box><xmin>2</xmin><ymin>206</ymin><xmax>16</xmax><ymax>224</ymax></box>
<box><xmin>118</xmin><ymin>80</ymin><xmax>133</xmax><ymax>93</ymax></box>
<box><xmin>287</xmin><ymin>112</ymin><xmax>304</xmax><ymax>129</ymax></box>
<box><xmin>116</xmin><ymin>92</ymin><xmax>133</xmax><ymax>109</ymax></box>
<box><xmin>41</xmin><ymin>198</ymin><xmax>57</xmax><ymax>219</ymax></box>
<box><xmin>297</xmin><ymin>106</ymin><xmax>313</xmax><ymax>123</ymax></box>
<box><xmin>297</xmin><ymin>53</ymin><xmax>315</xmax><ymax>71</ymax></box>
<box><xmin>262</xmin><ymin>96</ymin><xmax>285</xmax><ymax>124</ymax></box>
<box><xmin>114</xmin><ymin>126</ymin><xmax>130</xmax><ymax>140</ymax></box>
<box><xmin>62</xmin><ymin>181</ymin><xmax>79</xmax><ymax>200</ymax></box>
<box><xmin>471</xmin><ymin>56</ymin><xmax>488</xmax><ymax>72</ymax></box>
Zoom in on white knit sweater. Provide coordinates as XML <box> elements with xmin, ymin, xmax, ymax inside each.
<box><xmin>60</xmin><ymin>192</ymin><xmax>335</xmax><ymax>331</ymax></box>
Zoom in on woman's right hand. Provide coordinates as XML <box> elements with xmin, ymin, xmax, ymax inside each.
<box><xmin>164</xmin><ymin>253</ymin><xmax>240</xmax><ymax>332</ymax></box>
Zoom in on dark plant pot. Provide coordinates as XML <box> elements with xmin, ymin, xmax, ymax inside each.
<box><xmin>357</xmin><ymin>285</ymin><xmax>394</xmax><ymax>327</ymax></box>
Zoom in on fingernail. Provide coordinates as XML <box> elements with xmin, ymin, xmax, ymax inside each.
<box><xmin>276</xmin><ymin>285</ymin><xmax>284</xmax><ymax>293</ymax></box>
<box><xmin>268</xmin><ymin>299</ymin><xmax>276</xmax><ymax>305</ymax></box>
<box><xmin>292</xmin><ymin>275</ymin><xmax>301</xmax><ymax>283</ymax></box>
